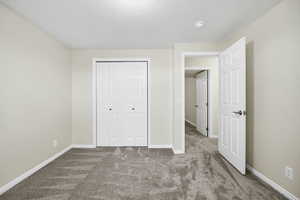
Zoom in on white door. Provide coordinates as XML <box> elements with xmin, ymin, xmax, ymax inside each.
<box><xmin>196</xmin><ymin>71</ymin><xmax>208</xmax><ymax>136</ymax></box>
<box><xmin>219</xmin><ymin>38</ymin><xmax>246</xmax><ymax>174</ymax></box>
<box><xmin>96</xmin><ymin>62</ymin><xmax>148</xmax><ymax>146</ymax></box>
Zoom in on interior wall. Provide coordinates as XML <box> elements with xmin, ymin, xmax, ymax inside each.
<box><xmin>185</xmin><ymin>56</ymin><xmax>219</xmax><ymax>137</ymax></box>
<box><xmin>184</xmin><ymin>77</ymin><xmax>197</xmax><ymax>125</ymax></box>
<box><xmin>221</xmin><ymin>0</ymin><xmax>300</xmax><ymax>197</ymax></box>
<box><xmin>173</xmin><ymin>43</ymin><xmax>220</xmax><ymax>153</ymax></box>
<box><xmin>71</xmin><ymin>49</ymin><xmax>173</xmax><ymax>146</ymax></box>
<box><xmin>0</xmin><ymin>4</ymin><xmax>72</xmax><ymax>188</ymax></box>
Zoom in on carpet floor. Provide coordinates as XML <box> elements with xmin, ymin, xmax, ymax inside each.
<box><xmin>0</xmin><ymin>124</ymin><xmax>287</xmax><ymax>200</ymax></box>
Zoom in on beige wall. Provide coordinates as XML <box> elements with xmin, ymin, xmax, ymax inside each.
<box><xmin>185</xmin><ymin>56</ymin><xmax>219</xmax><ymax>137</ymax></box>
<box><xmin>0</xmin><ymin>4</ymin><xmax>72</xmax><ymax>188</ymax></box>
<box><xmin>184</xmin><ymin>77</ymin><xmax>197</xmax><ymax>125</ymax></box>
<box><xmin>173</xmin><ymin>43</ymin><xmax>220</xmax><ymax>152</ymax></box>
<box><xmin>1</xmin><ymin>0</ymin><xmax>299</xmax><ymax>198</ymax></box>
<box><xmin>71</xmin><ymin>49</ymin><xmax>173</xmax><ymax>146</ymax></box>
<box><xmin>221</xmin><ymin>0</ymin><xmax>300</xmax><ymax>197</ymax></box>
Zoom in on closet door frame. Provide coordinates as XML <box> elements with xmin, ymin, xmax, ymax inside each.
<box><xmin>92</xmin><ymin>58</ymin><xmax>151</xmax><ymax>147</ymax></box>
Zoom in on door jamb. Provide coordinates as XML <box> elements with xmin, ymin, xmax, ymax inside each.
<box><xmin>92</xmin><ymin>58</ymin><xmax>151</xmax><ymax>147</ymax></box>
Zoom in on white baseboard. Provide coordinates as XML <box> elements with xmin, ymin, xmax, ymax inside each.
<box><xmin>185</xmin><ymin>119</ymin><xmax>196</xmax><ymax>127</ymax></box>
<box><xmin>71</xmin><ymin>144</ymin><xmax>97</xmax><ymax>149</ymax></box>
<box><xmin>209</xmin><ymin>134</ymin><xmax>218</xmax><ymax>139</ymax></box>
<box><xmin>0</xmin><ymin>145</ymin><xmax>72</xmax><ymax>196</ymax></box>
<box><xmin>172</xmin><ymin>147</ymin><xmax>185</xmax><ymax>154</ymax></box>
<box><xmin>3</xmin><ymin>146</ymin><xmax>297</xmax><ymax>200</ymax></box>
<box><xmin>247</xmin><ymin>165</ymin><xmax>299</xmax><ymax>200</ymax></box>
<box><xmin>148</xmin><ymin>144</ymin><xmax>172</xmax><ymax>149</ymax></box>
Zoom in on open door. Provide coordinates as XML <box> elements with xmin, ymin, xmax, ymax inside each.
<box><xmin>219</xmin><ymin>38</ymin><xmax>246</xmax><ymax>174</ymax></box>
<box><xmin>196</xmin><ymin>71</ymin><xmax>208</xmax><ymax>136</ymax></box>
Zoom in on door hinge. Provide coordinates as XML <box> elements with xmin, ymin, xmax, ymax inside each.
<box><xmin>206</xmin><ymin>102</ymin><xmax>208</xmax><ymax>106</ymax></box>
<box><xmin>206</xmin><ymin>127</ymin><xmax>208</xmax><ymax>131</ymax></box>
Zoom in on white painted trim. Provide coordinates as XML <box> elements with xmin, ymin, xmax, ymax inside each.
<box><xmin>185</xmin><ymin>119</ymin><xmax>196</xmax><ymax>127</ymax></box>
<box><xmin>183</xmin><ymin>52</ymin><xmax>220</xmax><ymax>57</ymax></box>
<box><xmin>92</xmin><ymin>59</ymin><xmax>97</xmax><ymax>147</ymax></box>
<box><xmin>92</xmin><ymin>58</ymin><xmax>151</xmax><ymax>147</ymax></box>
<box><xmin>181</xmin><ymin>53</ymin><xmax>186</xmax><ymax>154</ymax></box>
<box><xmin>185</xmin><ymin>66</ymin><xmax>208</xmax><ymax>71</ymax></box>
<box><xmin>92</xmin><ymin>58</ymin><xmax>151</xmax><ymax>62</ymax></box>
<box><xmin>0</xmin><ymin>145</ymin><xmax>72</xmax><ymax>195</ymax></box>
<box><xmin>172</xmin><ymin>147</ymin><xmax>185</xmax><ymax>154</ymax></box>
<box><xmin>247</xmin><ymin>165</ymin><xmax>299</xmax><ymax>200</ymax></box>
<box><xmin>147</xmin><ymin>60</ymin><xmax>151</xmax><ymax>148</ymax></box>
<box><xmin>148</xmin><ymin>144</ymin><xmax>172</xmax><ymax>149</ymax></box>
<box><xmin>72</xmin><ymin>144</ymin><xmax>97</xmax><ymax>149</ymax></box>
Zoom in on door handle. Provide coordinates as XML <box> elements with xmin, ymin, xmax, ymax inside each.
<box><xmin>194</xmin><ymin>105</ymin><xmax>199</xmax><ymax>108</ymax></box>
<box><xmin>232</xmin><ymin>110</ymin><xmax>242</xmax><ymax>115</ymax></box>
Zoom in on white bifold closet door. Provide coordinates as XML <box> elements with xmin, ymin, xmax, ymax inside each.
<box><xmin>96</xmin><ymin>62</ymin><xmax>148</xmax><ymax>146</ymax></box>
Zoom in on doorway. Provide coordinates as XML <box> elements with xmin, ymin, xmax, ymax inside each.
<box><xmin>181</xmin><ymin>38</ymin><xmax>247</xmax><ymax>174</ymax></box>
<box><xmin>93</xmin><ymin>59</ymin><xmax>150</xmax><ymax>147</ymax></box>
<box><xmin>185</xmin><ymin>69</ymin><xmax>208</xmax><ymax>136</ymax></box>
<box><xmin>184</xmin><ymin>55</ymin><xmax>219</xmax><ymax>139</ymax></box>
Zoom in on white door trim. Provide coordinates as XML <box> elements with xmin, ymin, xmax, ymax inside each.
<box><xmin>92</xmin><ymin>58</ymin><xmax>151</xmax><ymax>147</ymax></box>
<box><xmin>181</xmin><ymin>52</ymin><xmax>219</xmax><ymax>153</ymax></box>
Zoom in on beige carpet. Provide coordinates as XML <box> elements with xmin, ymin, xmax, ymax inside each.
<box><xmin>0</xmin><ymin>124</ymin><xmax>286</xmax><ymax>200</ymax></box>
